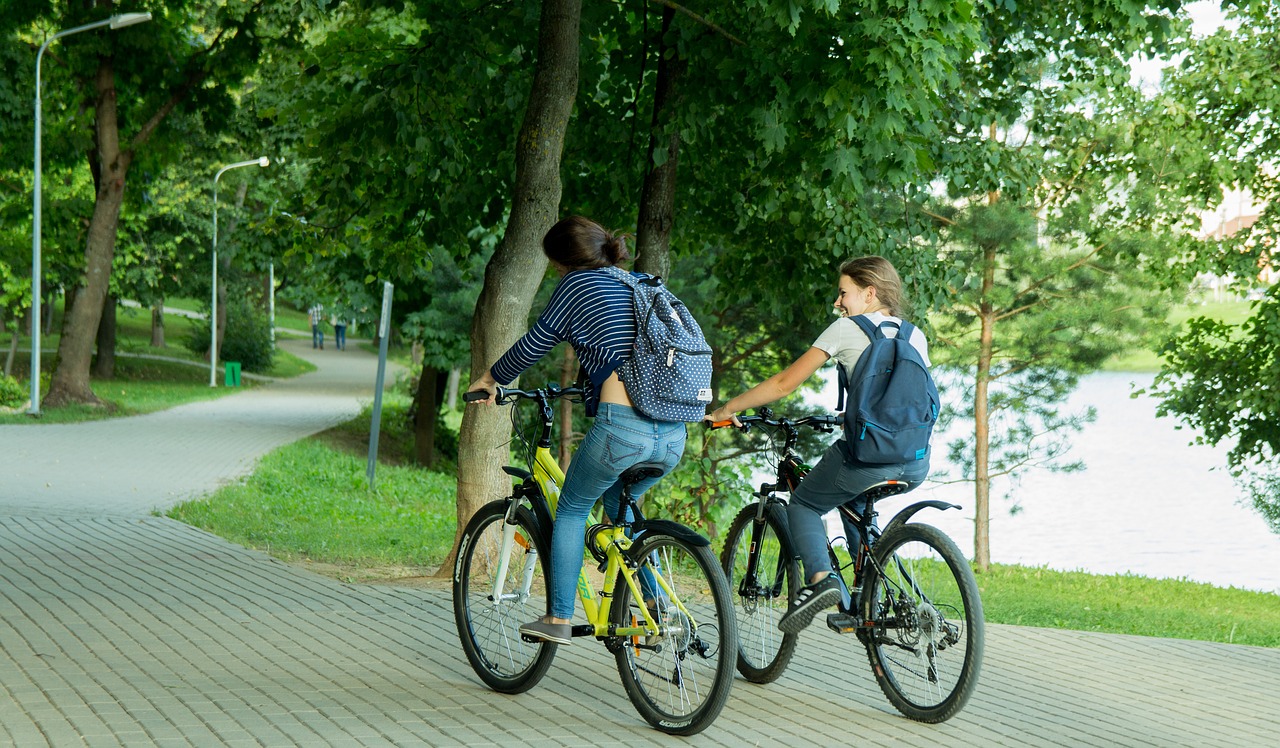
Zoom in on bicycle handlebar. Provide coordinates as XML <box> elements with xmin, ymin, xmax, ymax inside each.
<box><xmin>464</xmin><ymin>384</ymin><xmax>585</xmax><ymax>405</ymax></box>
<box><xmin>704</xmin><ymin>408</ymin><xmax>841</xmax><ymax>433</ymax></box>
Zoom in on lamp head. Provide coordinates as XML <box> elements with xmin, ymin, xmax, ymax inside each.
<box><xmin>109</xmin><ymin>12</ymin><xmax>152</xmax><ymax>29</ymax></box>
<box><xmin>258</xmin><ymin>157</ymin><xmax>270</xmax><ymax>167</ymax></box>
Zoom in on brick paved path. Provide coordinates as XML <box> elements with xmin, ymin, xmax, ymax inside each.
<box><xmin>2</xmin><ymin>340</ymin><xmax>1278</xmax><ymax>746</ymax></box>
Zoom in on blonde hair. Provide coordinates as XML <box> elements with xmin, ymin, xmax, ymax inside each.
<box><xmin>840</xmin><ymin>256</ymin><xmax>906</xmax><ymax>317</ymax></box>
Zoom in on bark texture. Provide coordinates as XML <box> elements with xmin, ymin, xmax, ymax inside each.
<box><xmin>443</xmin><ymin>0</ymin><xmax>583</xmax><ymax>576</ymax></box>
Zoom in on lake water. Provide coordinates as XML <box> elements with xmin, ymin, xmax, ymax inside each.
<box><xmin>807</xmin><ymin>371</ymin><xmax>1280</xmax><ymax>595</ymax></box>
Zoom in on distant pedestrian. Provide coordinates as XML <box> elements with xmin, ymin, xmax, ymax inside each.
<box><xmin>332</xmin><ymin>314</ymin><xmax>347</xmax><ymax>351</ymax></box>
<box><xmin>309</xmin><ymin>303</ymin><xmax>325</xmax><ymax>349</ymax></box>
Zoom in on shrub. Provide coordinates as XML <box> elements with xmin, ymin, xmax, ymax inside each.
<box><xmin>0</xmin><ymin>374</ymin><xmax>25</xmax><ymax>408</ymax></box>
<box><xmin>184</xmin><ymin>296</ymin><xmax>275</xmax><ymax>373</ymax></box>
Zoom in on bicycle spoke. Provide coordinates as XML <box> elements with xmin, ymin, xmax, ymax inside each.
<box><xmin>613</xmin><ymin>534</ymin><xmax>735</xmax><ymax>735</ymax></box>
<box><xmin>863</xmin><ymin>523</ymin><xmax>983</xmax><ymax>723</ymax></box>
<box><xmin>453</xmin><ymin>502</ymin><xmax>556</xmax><ymax>694</ymax></box>
<box><xmin>720</xmin><ymin>504</ymin><xmax>798</xmax><ymax>683</ymax></box>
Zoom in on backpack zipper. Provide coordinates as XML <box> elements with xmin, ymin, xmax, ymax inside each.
<box><xmin>665</xmin><ymin>346</ymin><xmax>712</xmax><ymax>366</ymax></box>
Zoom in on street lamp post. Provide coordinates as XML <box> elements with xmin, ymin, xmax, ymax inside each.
<box><xmin>30</xmin><ymin>11</ymin><xmax>151</xmax><ymax>416</ymax></box>
<box><xmin>210</xmin><ymin>157</ymin><xmax>270</xmax><ymax>387</ymax></box>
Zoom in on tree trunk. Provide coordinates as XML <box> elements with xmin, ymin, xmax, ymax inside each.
<box><xmin>444</xmin><ymin>367</ymin><xmax>460</xmax><ymax>411</ymax></box>
<box><xmin>973</xmin><ymin>171</ymin><xmax>1001</xmax><ymax>572</ymax></box>
<box><xmin>634</xmin><ymin>6</ymin><xmax>685</xmax><ymax>279</ymax></box>
<box><xmin>151</xmin><ymin>302</ymin><xmax>165</xmax><ymax>347</ymax></box>
<box><xmin>92</xmin><ymin>294</ymin><xmax>117</xmax><ymax>379</ymax></box>
<box><xmin>4</xmin><ymin>315</ymin><xmax>17</xmax><ymax>377</ymax></box>
<box><xmin>414</xmin><ymin>362</ymin><xmax>441</xmax><ymax>467</ymax></box>
<box><xmin>42</xmin><ymin>290</ymin><xmax>55</xmax><ymax>336</ymax></box>
<box><xmin>45</xmin><ymin>60</ymin><xmax>131</xmax><ymax>408</ymax></box>
<box><xmin>443</xmin><ymin>0</ymin><xmax>582</xmax><ymax>578</ymax></box>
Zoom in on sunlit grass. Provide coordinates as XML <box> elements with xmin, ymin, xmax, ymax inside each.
<box><xmin>167</xmin><ymin>398</ymin><xmax>456</xmax><ymax>574</ymax></box>
<box><xmin>1104</xmin><ymin>299</ymin><xmax>1255</xmax><ymax>372</ymax></box>
<box><xmin>977</xmin><ymin>563</ymin><xmax>1280</xmax><ymax>648</ymax></box>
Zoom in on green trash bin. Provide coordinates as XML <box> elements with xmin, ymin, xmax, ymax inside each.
<box><xmin>224</xmin><ymin>361</ymin><xmax>242</xmax><ymax>387</ymax></box>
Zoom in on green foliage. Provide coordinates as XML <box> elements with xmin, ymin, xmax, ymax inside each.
<box><xmin>1142</xmin><ymin>0</ymin><xmax>1280</xmax><ymax>532</ymax></box>
<box><xmin>1148</xmin><ymin>287</ymin><xmax>1280</xmax><ymax>524</ymax></box>
<box><xmin>0</xmin><ymin>373</ymin><xmax>24</xmax><ymax>408</ymax></box>
<box><xmin>184</xmin><ymin>294</ymin><xmax>276</xmax><ymax>374</ymax></box>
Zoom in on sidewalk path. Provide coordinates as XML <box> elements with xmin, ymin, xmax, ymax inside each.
<box><xmin>1</xmin><ymin>340</ymin><xmax>1278</xmax><ymax>747</ymax></box>
<box><xmin>2</xmin><ymin>339</ymin><xmax>387</xmax><ymax>517</ymax></box>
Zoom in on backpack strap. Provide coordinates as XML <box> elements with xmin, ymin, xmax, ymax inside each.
<box><xmin>835</xmin><ymin>315</ymin><xmax>910</xmax><ymax>411</ymax></box>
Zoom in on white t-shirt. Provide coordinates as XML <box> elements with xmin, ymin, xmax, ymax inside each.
<box><xmin>810</xmin><ymin>313</ymin><xmax>931</xmax><ymax>376</ymax></box>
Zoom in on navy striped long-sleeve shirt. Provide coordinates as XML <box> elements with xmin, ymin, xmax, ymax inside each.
<box><xmin>490</xmin><ymin>268</ymin><xmax>636</xmax><ymax>416</ymax></box>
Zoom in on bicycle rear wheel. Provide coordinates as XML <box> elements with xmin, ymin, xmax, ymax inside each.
<box><xmin>453</xmin><ymin>499</ymin><xmax>556</xmax><ymax>694</ymax></box>
<box><xmin>612</xmin><ymin>532</ymin><xmax>736</xmax><ymax>735</ymax></box>
<box><xmin>861</xmin><ymin>522</ymin><xmax>983</xmax><ymax>723</ymax></box>
<box><xmin>720</xmin><ymin>502</ymin><xmax>799</xmax><ymax>683</ymax></box>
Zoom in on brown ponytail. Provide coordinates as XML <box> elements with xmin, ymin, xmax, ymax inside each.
<box><xmin>543</xmin><ymin>215</ymin><xmax>632</xmax><ymax>270</ymax></box>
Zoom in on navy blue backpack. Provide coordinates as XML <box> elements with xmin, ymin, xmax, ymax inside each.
<box><xmin>836</xmin><ymin>316</ymin><xmax>939</xmax><ymax>465</ymax></box>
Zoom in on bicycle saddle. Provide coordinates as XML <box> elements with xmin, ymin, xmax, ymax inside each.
<box><xmin>857</xmin><ymin>480</ymin><xmax>913</xmax><ymax>503</ymax></box>
<box><xmin>620</xmin><ymin>463</ymin><xmax>667</xmax><ymax>487</ymax></box>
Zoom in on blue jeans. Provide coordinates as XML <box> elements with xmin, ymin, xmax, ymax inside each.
<box><xmin>787</xmin><ymin>440</ymin><xmax>929</xmax><ymax>581</ymax></box>
<box><xmin>334</xmin><ymin>324</ymin><xmax>346</xmax><ymax>350</ymax></box>
<box><xmin>549</xmin><ymin>403</ymin><xmax>686</xmax><ymax>620</ymax></box>
<box><xmin>311</xmin><ymin>324</ymin><xmax>324</xmax><ymax>349</ymax></box>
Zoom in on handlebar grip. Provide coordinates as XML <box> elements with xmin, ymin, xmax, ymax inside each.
<box><xmin>463</xmin><ymin>390</ymin><xmax>490</xmax><ymax>402</ymax></box>
<box><xmin>704</xmin><ymin>419</ymin><xmax>736</xmax><ymax>429</ymax></box>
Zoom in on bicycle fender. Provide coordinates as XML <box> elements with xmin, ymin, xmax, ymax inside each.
<box><xmin>503</xmin><ymin>465</ymin><xmax>532</xmax><ymax>481</ymax></box>
<box><xmin>629</xmin><ymin>519</ymin><xmax>710</xmax><ymax>549</ymax></box>
<box><xmin>882</xmin><ymin>500</ymin><xmax>962</xmax><ymax>538</ymax></box>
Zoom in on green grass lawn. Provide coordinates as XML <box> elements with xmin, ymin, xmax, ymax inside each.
<box><xmin>1103</xmin><ymin>299</ymin><xmax>1254</xmax><ymax>372</ymax></box>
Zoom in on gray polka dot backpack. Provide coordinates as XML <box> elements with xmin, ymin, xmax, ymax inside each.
<box><xmin>604</xmin><ymin>266</ymin><xmax>714</xmax><ymax>422</ymax></box>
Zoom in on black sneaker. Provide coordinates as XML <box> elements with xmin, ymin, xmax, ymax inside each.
<box><xmin>778</xmin><ymin>575</ymin><xmax>842</xmax><ymax>634</ymax></box>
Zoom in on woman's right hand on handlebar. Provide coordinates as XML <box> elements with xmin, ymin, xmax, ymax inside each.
<box><xmin>704</xmin><ymin>407</ymin><xmax>742</xmax><ymax>428</ymax></box>
<box><xmin>464</xmin><ymin>371</ymin><xmax>499</xmax><ymax>405</ymax></box>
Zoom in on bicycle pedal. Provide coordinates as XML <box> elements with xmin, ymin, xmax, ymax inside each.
<box><xmin>826</xmin><ymin>612</ymin><xmax>860</xmax><ymax>634</ymax></box>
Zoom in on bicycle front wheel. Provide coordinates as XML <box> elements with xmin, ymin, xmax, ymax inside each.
<box><xmin>453</xmin><ymin>499</ymin><xmax>556</xmax><ymax>694</ymax></box>
<box><xmin>611</xmin><ymin>532</ymin><xmax>737</xmax><ymax>735</ymax></box>
<box><xmin>861</xmin><ymin>522</ymin><xmax>984</xmax><ymax>723</ymax></box>
<box><xmin>720</xmin><ymin>502</ymin><xmax>799</xmax><ymax>683</ymax></box>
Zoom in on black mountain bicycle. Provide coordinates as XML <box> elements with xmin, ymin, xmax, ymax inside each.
<box><xmin>710</xmin><ymin>408</ymin><xmax>983</xmax><ymax>723</ymax></box>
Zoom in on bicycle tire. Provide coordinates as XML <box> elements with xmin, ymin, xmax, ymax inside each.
<box><xmin>611</xmin><ymin>532</ymin><xmax>737</xmax><ymax>735</ymax></box>
<box><xmin>860</xmin><ymin>522</ymin><xmax>984</xmax><ymax>723</ymax></box>
<box><xmin>719</xmin><ymin>502</ymin><xmax>800</xmax><ymax>683</ymax></box>
<box><xmin>453</xmin><ymin>499</ymin><xmax>557</xmax><ymax>694</ymax></box>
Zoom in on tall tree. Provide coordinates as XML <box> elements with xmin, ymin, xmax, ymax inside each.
<box><xmin>924</xmin><ymin>0</ymin><xmax>1184</xmax><ymax>570</ymax></box>
<box><xmin>2</xmin><ymin>1</ymin><xmax>308</xmax><ymax>408</ymax></box>
<box><xmin>449</xmin><ymin>0</ymin><xmax>583</xmax><ymax>572</ymax></box>
<box><xmin>1145</xmin><ymin>0</ymin><xmax>1280</xmax><ymax>532</ymax></box>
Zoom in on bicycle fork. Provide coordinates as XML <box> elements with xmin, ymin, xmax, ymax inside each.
<box><xmin>489</xmin><ymin>500</ymin><xmax>539</xmax><ymax>606</ymax></box>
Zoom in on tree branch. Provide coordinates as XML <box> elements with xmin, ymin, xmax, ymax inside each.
<box><xmin>648</xmin><ymin>0</ymin><xmax>745</xmax><ymax>46</ymax></box>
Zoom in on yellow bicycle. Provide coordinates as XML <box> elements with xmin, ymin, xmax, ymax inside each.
<box><xmin>452</xmin><ymin>384</ymin><xmax>736</xmax><ymax>735</ymax></box>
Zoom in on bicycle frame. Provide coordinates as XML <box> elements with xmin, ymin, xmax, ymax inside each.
<box><xmin>713</xmin><ymin>410</ymin><xmax>959</xmax><ymax>619</ymax></box>
<box><xmin>485</xmin><ymin>388</ymin><xmax>686</xmax><ymax>642</ymax></box>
